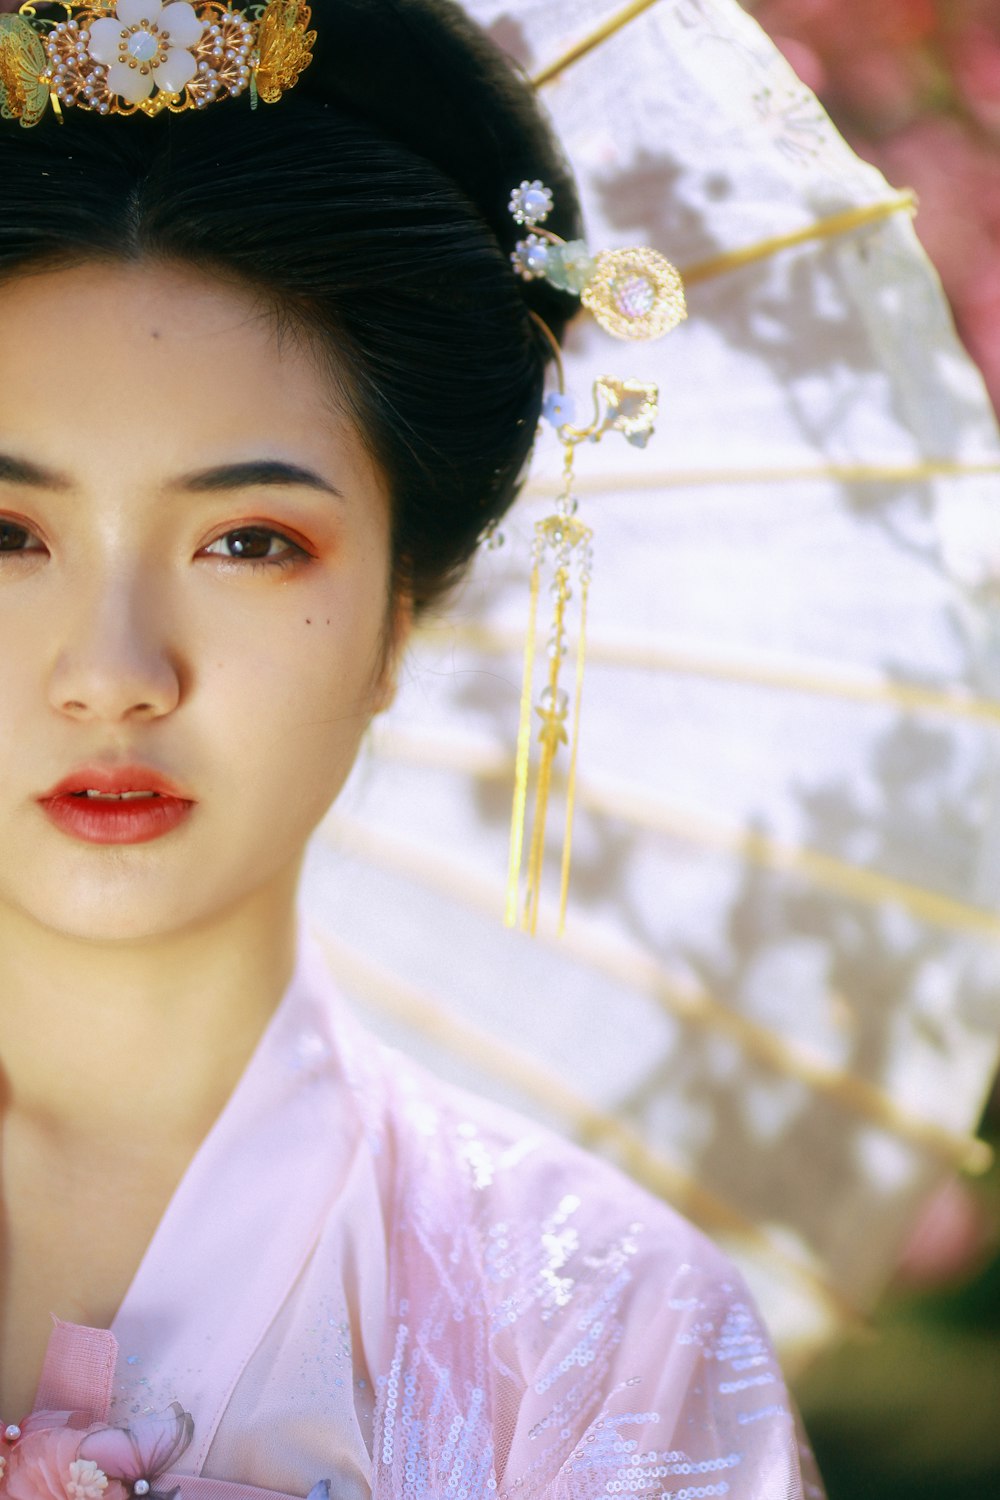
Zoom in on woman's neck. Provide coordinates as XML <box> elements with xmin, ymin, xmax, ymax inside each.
<box><xmin>0</xmin><ymin>879</ymin><xmax>303</xmax><ymax>1420</ymax></box>
<box><xmin>0</xmin><ymin>883</ymin><xmax>300</xmax><ymax>1150</ymax></box>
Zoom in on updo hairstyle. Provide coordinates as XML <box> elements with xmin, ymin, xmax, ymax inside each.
<box><xmin>0</xmin><ymin>0</ymin><xmax>584</xmax><ymax>612</ymax></box>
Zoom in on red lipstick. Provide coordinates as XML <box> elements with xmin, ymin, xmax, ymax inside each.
<box><xmin>37</xmin><ymin>764</ymin><xmax>196</xmax><ymax>846</ymax></box>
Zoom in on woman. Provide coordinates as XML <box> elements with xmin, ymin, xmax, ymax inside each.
<box><xmin>0</xmin><ymin>0</ymin><xmax>823</xmax><ymax>1494</ymax></box>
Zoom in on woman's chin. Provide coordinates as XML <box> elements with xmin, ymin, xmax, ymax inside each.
<box><xmin>0</xmin><ymin>885</ymin><xmax>213</xmax><ymax>946</ymax></box>
<box><xmin>0</xmin><ymin>796</ymin><xmax>314</xmax><ymax>950</ymax></box>
<box><xmin>0</xmin><ymin>854</ymin><xmax>231</xmax><ymax>947</ymax></box>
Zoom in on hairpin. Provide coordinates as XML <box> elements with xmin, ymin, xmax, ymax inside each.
<box><xmin>509</xmin><ymin>178</ymin><xmax>686</xmax><ymax>341</ymax></box>
<box><xmin>0</xmin><ymin>0</ymin><xmax>315</xmax><ymax>124</ymax></box>
<box><xmin>503</xmin><ymin>182</ymin><xmax>687</xmax><ymax>936</ymax></box>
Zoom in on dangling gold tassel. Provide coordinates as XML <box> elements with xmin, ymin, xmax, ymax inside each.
<box><xmin>505</xmin><ymin>313</ymin><xmax>660</xmax><ymax>935</ymax></box>
<box><xmin>506</xmin><ymin>440</ymin><xmax>593</xmax><ymax>935</ymax></box>
<box><xmin>558</xmin><ymin>564</ymin><xmax>589</xmax><ymax>935</ymax></box>
<box><xmin>502</xmin><ymin>158</ymin><xmax>679</xmax><ymax>935</ymax></box>
<box><xmin>505</xmin><ymin>541</ymin><xmax>542</xmax><ymax>928</ymax></box>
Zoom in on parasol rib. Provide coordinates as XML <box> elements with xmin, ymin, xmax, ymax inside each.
<box><xmin>547</xmin><ymin>785</ymin><xmax>1000</xmax><ymax>951</ymax></box>
<box><xmin>367</xmin><ymin>727</ymin><xmax>1000</xmax><ymax>946</ymax></box>
<box><xmin>310</xmin><ymin>922</ymin><xmax>864</xmax><ymax>1330</ymax></box>
<box><xmin>531</xmin><ymin>0</ymin><xmax>662</xmax><ymax>86</ymax></box>
<box><xmin>523</xmin><ymin>460</ymin><xmax>1000</xmax><ymax>494</ymax></box>
<box><xmin>321</xmin><ymin>811</ymin><xmax>993</xmax><ymax>1175</ymax></box>
<box><xmin>679</xmin><ymin>194</ymin><xmax>918</xmax><ymax>287</ymax></box>
<box><xmin>418</xmin><ymin>625</ymin><xmax>1000</xmax><ymax>725</ymax></box>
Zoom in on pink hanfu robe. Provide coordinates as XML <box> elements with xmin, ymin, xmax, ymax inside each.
<box><xmin>26</xmin><ymin>921</ymin><xmax>825</xmax><ymax>1500</ymax></box>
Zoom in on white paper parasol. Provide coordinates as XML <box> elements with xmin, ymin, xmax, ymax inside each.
<box><xmin>299</xmin><ymin>0</ymin><xmax>1000</xmax><ymax>1369</ymax></box>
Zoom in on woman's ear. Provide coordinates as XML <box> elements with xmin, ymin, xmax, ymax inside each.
<box><xmin>372</xmin><ymin>591</ymin><xmax>414</xmax><ymax>715</ymax></box>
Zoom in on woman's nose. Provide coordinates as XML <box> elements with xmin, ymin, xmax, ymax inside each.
<box><xmin>47</xmin><ymin>571</ymin><xmax>182</xmax><ymax>723</ymax></box>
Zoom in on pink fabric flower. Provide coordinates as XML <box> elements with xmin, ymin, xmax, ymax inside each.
<box><xmin>2</xmin><ymin>1407</ymin><xmax>193</xmax><ymax>1500</ymax></box>
<box><xmin>79</xmin><ymin>1406</ymin><xmax>193</xmax><ymax>1488</ymax></box>
<box><xmin>19</xmin><ymin>1416</ymin><xmax>94</xmax><ymax>1438</ymax></box>
<box><xmin>3</xmin><ymin>1429</ymin><xmax>126</xmax><ymax>1500</ymax></box>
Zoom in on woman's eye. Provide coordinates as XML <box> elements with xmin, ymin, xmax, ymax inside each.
<box><xmin>0</xmin><ymin>519</ymin><xmax>43</xmax><ymax>557</ymax></box>
<box><xmin>203</xmin><ymin>527</ymin><xmax>311</xmax><ymax>570</ymax></box>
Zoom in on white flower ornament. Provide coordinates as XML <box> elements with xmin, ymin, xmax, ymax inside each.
<box><xmin>87</xmin><ymin>0</ymin><xmax>203</xmax><ymax>105</ymax></box>
<box><xmin>66</xmin><ymin>1458</ymin><xmax>111</xmax><ymax>1500</ymax></box>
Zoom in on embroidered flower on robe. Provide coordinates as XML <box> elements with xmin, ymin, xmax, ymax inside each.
<box><xmin>86</xmin><ymin>0</ymin><xmax>203</xmax><ymax>104</ymax></box>
<box><xmin>1</xmin><ymin>1406</ymin><xmax>193</xmax><ymax>1500</ymax></box>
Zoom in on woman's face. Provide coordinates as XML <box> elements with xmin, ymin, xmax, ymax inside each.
<box><xmin>0</xmin><ymin>259</ymin><xmax>401</xmax><ymax>944</ymax></box>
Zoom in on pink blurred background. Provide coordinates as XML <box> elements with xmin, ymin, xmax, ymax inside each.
<box><xmin>746</xmin><ymin>0</ymin><xmax>1000</xmax><ymax>415</ymax></box>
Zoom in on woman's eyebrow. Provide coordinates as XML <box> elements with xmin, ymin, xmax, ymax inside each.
<box><xmin>0</xmin><ymin>453</ymin><xmax>345</xmax><ymax>500</ymax></box>
<box><xmin>173</xmin><ymin>459</ymin><xmax>345</xmax><ymax>499</ymax></box>
<box><xmin>0</xmin><ymin>452</ymin><xmax>72</xmax><ymax>490</ymax></box>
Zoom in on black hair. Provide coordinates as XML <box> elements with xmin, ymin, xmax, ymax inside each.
<box><xmin>0</xmin><ymin>0</ymin><xmax>584</xmax><ymax>613</ymax></box>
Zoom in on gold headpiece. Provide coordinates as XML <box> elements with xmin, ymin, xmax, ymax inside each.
<box><xmin>0</xmin><ymin>0</ymin><xmax>315</xmax><ymax>123</ymax></box>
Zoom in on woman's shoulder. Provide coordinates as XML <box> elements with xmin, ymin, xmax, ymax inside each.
<box><xmin>310</xmin><ymin>951</ymin><xmax>822</xmax><ymax>1498</ymax></box>
<box><xmin>335</xmin><ymin>988</ymin><xmax>719</xmax><ymax>1272</ymax></box>
<box><xmin>306</xmin><ymin>936</ymin><xmax>760</xmax><ymax>1345</ymax></box>
<box><xmin>338</xmin><ymin>1020</ymin><xmax>820</xmax><ymax>1498</ymax></box>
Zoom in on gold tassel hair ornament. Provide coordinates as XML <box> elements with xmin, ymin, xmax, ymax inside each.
<box><xmin>0</xmin><ymin>0</ymin><xmax>314</xmax><ymax>125</ymax></box>
<box><xmin>503</xmin><ymin>181</ymin><xmax>687</xmax><ymax>936</ymax></box>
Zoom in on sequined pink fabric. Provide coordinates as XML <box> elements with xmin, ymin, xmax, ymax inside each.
<box><xmin>23</xmin><ymin>922</ymin><xmax>824</xmax><ymax>1500</ymax></box>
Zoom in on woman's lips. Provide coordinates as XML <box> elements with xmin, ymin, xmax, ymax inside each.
<box><xmin>37</xmin><ymin>765</ymin><xmax>196</xmax><ymax>846</ymax></box>
<box><xmin>38</xmin><ymin>791</ymin><xmax>195</xmax><ymax>845</ymax></box>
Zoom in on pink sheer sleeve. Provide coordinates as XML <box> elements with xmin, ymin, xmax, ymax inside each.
<box><xmin>368</xmin><ymin>1057</ymin><xmax>825</xmax><ymax>1500</ymax></box>
<box><xmin>499</xmin><ymin>1232</ymin><xmax>824</xmax><ymax>1499</ymax></box>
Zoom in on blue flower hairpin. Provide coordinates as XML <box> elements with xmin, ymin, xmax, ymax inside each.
<box><xmin>508</xmin><ymin>177</ymin><xmax>687</xmax><ymax>342</ymax></box>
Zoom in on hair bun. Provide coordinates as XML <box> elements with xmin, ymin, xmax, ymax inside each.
<box><xmin>299</xmin><ymin>0</ymin><xmax>582</xmax><ymax>319</ymax></box>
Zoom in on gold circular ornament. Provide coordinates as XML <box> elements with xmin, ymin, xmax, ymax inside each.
<box><xmin>581</xmin><ymin>247</ymin><xmax>687</xmax><ymax>341</ymax></box>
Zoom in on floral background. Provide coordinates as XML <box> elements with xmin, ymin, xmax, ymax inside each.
<box><xmin>742</xmin><ymin>0</ymin><xmax>1000</xmax><ymax>417</ymax></box>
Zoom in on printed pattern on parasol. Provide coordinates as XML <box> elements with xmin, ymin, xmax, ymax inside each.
<box><xmin>300</xmin><ymin>0</ymin><xmax>1000</xmax><ymax>1368</ymax></box>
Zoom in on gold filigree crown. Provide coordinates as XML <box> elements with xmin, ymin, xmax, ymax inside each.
<box><xmin>0</xmin><ymin>0</ymin><xmax>315</xmax><ymax>123</ymax></box>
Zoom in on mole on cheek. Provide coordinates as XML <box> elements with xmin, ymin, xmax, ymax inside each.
<box><xmin>306</xmin><ymin>618</ymin><xmax>312</xmax><ymax>625</ymax></box>
<box><xmin>149</xmin><ymin>329</ymin><xmax>162</xmax><ymax>340</ymax></box>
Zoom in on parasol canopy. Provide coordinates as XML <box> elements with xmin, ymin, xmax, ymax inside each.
<box><xmin>299</xmin><ymin>0</ymin><xmax>1000</xmax><ymax>1368</ymax></box>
